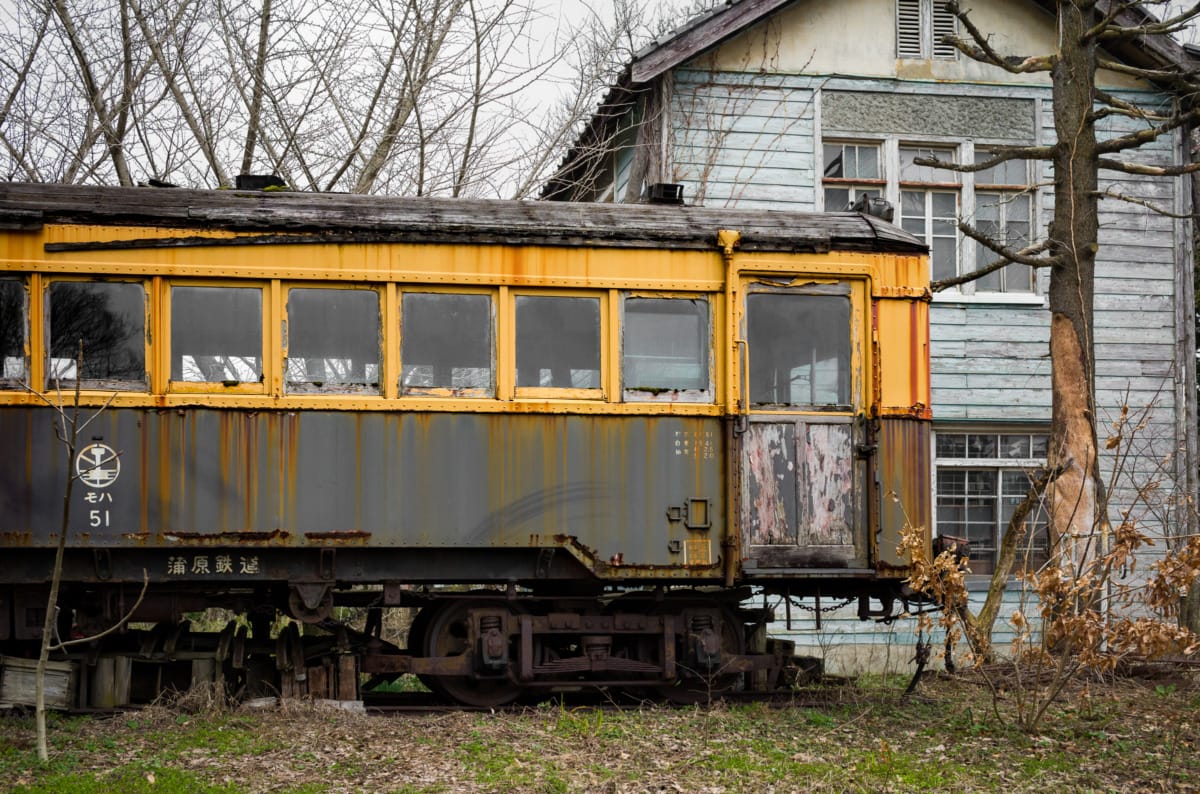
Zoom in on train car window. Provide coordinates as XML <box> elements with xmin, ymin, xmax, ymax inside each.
<box><xmin>46</xmin><ymin>281</ymin><xmax>146</xmax><ymax>389</ymax></box>
<box><xmin>170</xmin><ymin>286</ymin><xmax>262</xmax><ymax>384</ymax></box>
<box><xmin>285</xmin><ymin>288</ymin><xmax>381</xmax><ymax>393</ymax></box>
<box><xmin>401</xmin><ymin>292</ymin><xmax>493</xmax><ymax>396</ymax></box>
<box><xmin>515</xmin><ymin>295</ymin><xmax>601</xmax><ymax>390</ymax></box>
<box><xmin>622</xmin><ymin>297</ymin><xmax>710</xmax><ymax>400</ymax></box>
<box><xmin>0</xmin><ymin>278</ymin><xmax>25</xmax><ymax>387</ymax></box>
<box><xmin>747</xmin><ymin>293</ymin><xmax>850</xmax><ymax>407</ymax></box>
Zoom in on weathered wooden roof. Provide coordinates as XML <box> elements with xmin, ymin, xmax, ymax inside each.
<box><xmin>629</xmin><ymin>0</ymin><xmax>1191</xmax><ymax>84</ymax></box>
<box><xmin>0</xmin><ymin>182</ymin><xmax>926</xmax><ymax>255</ymax></box>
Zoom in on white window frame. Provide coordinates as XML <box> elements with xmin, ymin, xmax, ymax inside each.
<box><xmin>933</xmin><ymin>428</ymin><xmax>1050</xmax><ymax>576</ymax></box>
<box><xmin>820</xmin><ymin>137</ymin><xmax>1042</xmax><ymax>298</ymax></box>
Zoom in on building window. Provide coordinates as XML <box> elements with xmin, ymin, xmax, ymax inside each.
<box><xmin>897</xmin><ymin>0</ymin><xmax>958</xmax><ymax>60</ymax></box>
<box><xmin>0</xmin><ymin>278</ymin><xmax>25</xmax><ymax>387</ymax></box>
<box><xmin>935</xmin><ymin>430</ymin><xmax>1050</xmax><ymax>575</ymax></box>
<box><xmin>822</xmin><ymin>142</ymin><xmax>884</xmax><ymax>212</ymax></box>
<box><xmin>401</xmin><ymin>292</ymin><xmax>494</xmax><ymax>396</ymax></box>
<box><xmin>515</xmin><ymin>295</ymin><xmax>601</xmax><ymax>392</ymax></box>
<box><xmin>823</xmin><ymin>141</ymin><xmax>1037</xmax><ymax>294</ymax></box>
<box><xmin>899</xmin><ymin>146</ymin><xmax>960</xmax><ymax>284</ymax></box>
<box><xmin>47</xmin><ymin>280</ymin><xmax>146</xmax><ymax>389</ymax></box>
<box><xmin>974</xmin><ymin>151</ymin><xmax>1034</xmax><ymax>292</ymax></box>
<box><xmin>285</xmin><ymin>287</ymin><xmax>381</xmax><ymax>393</ymax></box>
<box><xmin>622</xmin><ymin>296</ymin><xmax>711</xmax><ymax>400</ymax></box>
<box><xmin>171</xmin><ymin>285</ymin><xmax>263</xmax><ymax>384</ymax></box>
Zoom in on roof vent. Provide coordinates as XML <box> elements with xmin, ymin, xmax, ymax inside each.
<box><xmin>236</xmin><ymin>174</ymin><xmax>289</xmax><ymax>191</ymax></box>
<box><xmin>644</xmin><ymin>183</ymin><xmax>684</xmax><ymax>205</ymax></box>
<box><xmin>850</xmin><ymin>194</ymin><xmax>894</xmax><ymax>223</ymax></box>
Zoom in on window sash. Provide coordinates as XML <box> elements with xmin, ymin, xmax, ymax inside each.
<box><xmin>935</xmin><ymin>431</ymin><xmax>1050</xmax><ymax>575</ymax></box>
<box><xmin>0</xmin><ymin>278</ymin><xmax>26</xmax><ymax>387</ymax></box>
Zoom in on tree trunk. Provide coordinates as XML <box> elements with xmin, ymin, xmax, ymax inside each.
<box><xmin>1045</xmin><ymin>0</ymin><xmax>1106</xmax><ymax>584</ymax></box>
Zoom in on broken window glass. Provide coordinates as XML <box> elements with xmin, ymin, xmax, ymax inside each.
<box><xmin>286</xmin><ymin>288</ymin><xmax>380</xmax><ymax>392</ymax></box>
<box><xmin>171</xmin><ymin>286</ymin><xmax>262</xmax><ymax>383</ymax></box>
<box><xmin>47</xmin><ymin>281</ymin><xmax>145</xmax><ymax>387</ymax></box>
<box><xmin>401</xmin><ymin>292</ymin><xmax>493</xmax><ymax>394</ymax></box>
<box><xmin>747</xmin><ymin>292</ymin><xmax>850</xmax><ymax>407</ymax></box>
<box><xmin>623</xmin><ymin>297</ymin><xmax>709</xmax><ymax>395</ymax></box>
<box><xmin>516</xmin><ymin>295</ymin><xmax>600</xmax><ymax>389</ymax></box>
<box><xmin>0</xmin><ymin>278</ymin><xmax>25</xmax><ymax>385</ymax></box>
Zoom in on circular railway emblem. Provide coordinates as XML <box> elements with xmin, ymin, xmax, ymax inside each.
<box><xmin>76</xmin><ymin>443</ymin><xmax>120</xmax><ymax>488</ymax></box>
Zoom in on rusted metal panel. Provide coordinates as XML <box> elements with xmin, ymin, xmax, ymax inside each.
<box><xmin>0</xmin><ymin>406</ymin><xmax>726</xmax><ymax>576</ymax></box>
<box><xmin>875</xmin><ymin>417</ymin><xmax>931</xmax><ymax>573</ymax></box>
<box><xmin>741</xmin><ymin>419</ymin><xmax>861</xmax><ymax>569</ymax></box>
<box><xmin>741</xmin><ymin>422</ymin><xmax>796</xmax><ymax>545</ymax></box>
<box><xmin>798</xmin><ymin>423</ymin><xmax>854</xmax><ymax>547</ymax></box>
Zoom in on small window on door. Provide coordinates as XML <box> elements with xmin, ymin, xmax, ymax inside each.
<box><xmin>747</xmin><ymin>292</ymin><xmax>851</xmax><ymax>408</ymax></box>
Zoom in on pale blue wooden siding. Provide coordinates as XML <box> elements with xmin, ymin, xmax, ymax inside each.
<box><xmin>669</xmin><ymin>70</ymin><xmax>817</xmax><ymax>210</ymax></box>
<box><xmin>770</xmin><ymin>588</ymin><xmax>1039</xmax><ymax>674</ymax></box>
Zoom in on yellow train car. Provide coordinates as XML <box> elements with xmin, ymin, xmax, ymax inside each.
<box><xmin>0</xmin><ymin>183</ymin><xmax>931</xmax><ymax>705</ymax></box>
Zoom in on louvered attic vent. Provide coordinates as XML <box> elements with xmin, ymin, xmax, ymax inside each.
<box><xmin>897</xmin><ymin>0</ymin><xmax>922</xmax><ymax>57</ymax></box>
<box><xmin>932</xmin><ymin>1</ymin><xmax>959</xmax><ymax>59</ymax></box>
<box><xmin>896</xmin><ymin>0</ymin><xmax>958</xmax><ymax>60</ymax></box>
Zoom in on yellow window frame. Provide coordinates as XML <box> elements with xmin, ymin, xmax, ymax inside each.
<box><xmin>398</xmin><ymin>285</ymin><xmax>497</xmax><ymax>400</ymax></box>
<box><xmin>508</xmin><ymin>288</ymin><xmax>609</xmax><ymax>401</ymax></box>
<box><xmin>736</xmin><ymin>275</ymin><xmax>869</xmax><ymax>416</ymax></box>
<box><xmin>165</xmin><ymin>279</ymin><xmax>271</xmax><ymax>395</ymax></box>
<box><xmin>619</xmin><ymin>290</ymin><xmax>717</xmax><ymax>404</ymax></box>
<box><xmin>0</xmin><ymin>273</ymin><xmax>30</xmax><ymax>391</ymax></box>
<box><xmin>41</xmin><ymin>275</ymin><xmax>151</xmax><ymax>393</ymax></box>
<box><xmin>282</xmin><ymin>282</ymin><xmax>385</xmax><ymax>397</ymax></box>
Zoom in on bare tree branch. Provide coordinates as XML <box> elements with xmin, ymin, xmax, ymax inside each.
<box><xmin>943</xmin><ymin>0</ymin><xmax>1055</xmax><ymax>73</ymax></box>
<box><xmin>931</xmin><ymin>238</ymin><xmax>1055</xmax><ymax>292</ymax></box>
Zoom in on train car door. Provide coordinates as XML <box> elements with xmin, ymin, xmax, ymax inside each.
<box><xmin>737</xmin><ymin>278</ymin><xmax>869</xmax><ymax>570</ymax></box>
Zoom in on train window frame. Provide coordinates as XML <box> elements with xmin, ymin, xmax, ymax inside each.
<box><xmin>44</xmin><ymin>277</ymin><xmax>149</xmax><ymax>392</ymax></box>
<box><xmin>167</xmin><ymin>281</ymin><xmax>268</xmax><ymax>394</ymax></box>
<box><xmin>512</xmin><ymin>290</ymin><xmax>607</xmax><ymax>401</ymax></box>
<box><xmin>283</xmin><ymin>284</ymin><xmax>383</xmax><ymax>396</ymax></box>
<box><xmin>620</xmin><ymin>293</ymin><xmax>713</xmax><ymax>403</ymax></box>
<box><xmin>0</xmin><ymin>276</ymin><xmax>27</xmax><ymax>389</ymax></box>
<box><xmin>399</xmin><ymin>288</ymin><xmax>496</xmax><ymax>399</ymax></box>
<box><xmin>740</xmin><ymin>280</ymin><xmax>859</xmax><ymax>413</ymax></box>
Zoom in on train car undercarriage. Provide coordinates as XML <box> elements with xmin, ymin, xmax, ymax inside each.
<box><xmin>0</xmin><ymin>583</ymin><xmax>915</xmax><ymax>709</ymax></box>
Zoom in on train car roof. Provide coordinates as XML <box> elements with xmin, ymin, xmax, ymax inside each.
<box><xmin>0</xmin><ymin>182</ymin><xmax>926</xmax><ymax>255</ymax></box>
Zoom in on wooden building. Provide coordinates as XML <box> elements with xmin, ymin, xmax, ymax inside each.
<box><xmin>545</xmin><ymin>0</ymin><xmax>1200</xmax><ymax>671</ymax></box>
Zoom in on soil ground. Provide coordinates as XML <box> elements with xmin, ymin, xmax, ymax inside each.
<box><xmin>2</xmin><ymin>671</ymin><xmax>1198</xmax><ymax>793</ymax></box>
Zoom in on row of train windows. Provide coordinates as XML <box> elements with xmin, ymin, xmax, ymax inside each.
<box><xmin>0</xmin><ymin>280</ymin><xmax>713</xmax><ymax>398</ymax></box>
<box><xmin>0</xmin><ymin>279</ymin><xmax>851</xmax><ymax>406</ymax></box>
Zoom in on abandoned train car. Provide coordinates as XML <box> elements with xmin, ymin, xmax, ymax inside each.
<box><xmin>0</xmin><ymin>182</ymin><xmax>931</xmax><ymax>706</ymax></box>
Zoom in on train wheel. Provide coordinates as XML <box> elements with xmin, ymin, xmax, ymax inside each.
<box><xmin>657</xmin><ymin>605</ymin><xmax>745</xmax><ymax>705</ymax></box>
<box><xmin>422</xmin><ymin>598</ymin><xmax>520</xmax><ymax>708</ymax></box>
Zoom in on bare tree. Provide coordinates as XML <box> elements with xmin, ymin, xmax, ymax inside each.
<box><xmin>29</xmin><ymin>345</ymin><xmax>146</xmax><ymax>763</ymax></box>
<box><xmin>0</xmin><ymin>0</ymin><xmax>651</xmax><ymax>197</ymax></box>
<box><xmin>913</xmin><ymin>0</ymin><xmax>1200</xmax><ymax>638</ymax></box>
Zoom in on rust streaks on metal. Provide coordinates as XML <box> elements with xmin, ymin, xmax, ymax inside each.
<box><xmin>303</xmin><ymin>530</ymin><xmax>371</xmax><ymax>542</ymax></box>
<box><xmin>164</xmin><ymin>528</ymin><xmax>290</xmax><ymax>544</ymax></box>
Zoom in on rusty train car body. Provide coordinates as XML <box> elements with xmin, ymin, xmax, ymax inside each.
<box><xmin>0</xmin><ymin>183</ymin><xmax>931</xmax><ymax>705</ymax></box>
